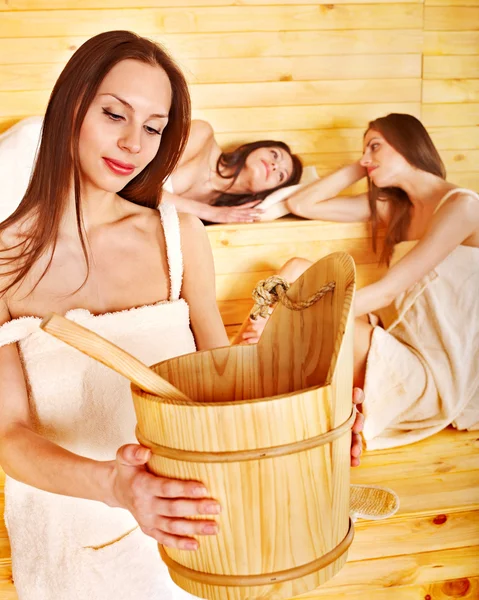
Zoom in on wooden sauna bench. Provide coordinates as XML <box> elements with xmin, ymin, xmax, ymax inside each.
<box><xmin>0</xmin><ymin>217</ymin><xmax>478</xmax><ymax>599</ymax></box>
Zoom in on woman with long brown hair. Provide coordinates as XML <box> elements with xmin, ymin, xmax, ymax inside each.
<box><xmin>162</xmin><ymin>121</ymin><xmax>303</xmax><ymax>223</ymax></box>
<box><xmin>241</xmin><ymin>113</ymin><xmax>479</xmax><ymax>449</ymax></box>
<box><xmin>0</xmin><ymin>30</ymin><xmax>363</xmax><ymax>600</ymax></box>
<box><xmin>0</xmin><ymin>30</ymin><xmax>231</xmax><ymax>600</ymax></box>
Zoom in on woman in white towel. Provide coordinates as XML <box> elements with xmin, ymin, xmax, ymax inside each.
<box><xmin>240</xmin><ymin>113</ymin><xmax>479</xmax><ymax>450</ymax></box>
<box><xmin>0</xmin><ymin>31</ymin><xmax>363</xmax><ymax>600</ymax></box>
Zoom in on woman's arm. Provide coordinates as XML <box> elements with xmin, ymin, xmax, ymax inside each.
<box><xmin>180</xmin><ymin>213</ymin><xmax>230</xmax><ymax>350</ymax></box>
<box><xmin>0</xmin><ymin>298</ymin><xmax>221</xmax><ymax>550</ymax></box>
<box><xmin>162</xmin><ymin>190</ymin><xmax>262</xmax><ymax>224</ymax></box>
<box><xmin>354</xmin><ymin>192</ymin><xmax>479</xmax><ymax>317</ymax></box>
<box><xmin>287</xmin><ymin>162</ymin><xmax>369</xmax><ymax>221</ymax></box>
<box><xmin>258</xmin><ymin>200</ymin><xmax>291</xmax><ymax>222</ymax></box>
<box><xmin>0</xmin><ymin>299</ymin><xmax>115</xmax><ymax>502</ymax></box>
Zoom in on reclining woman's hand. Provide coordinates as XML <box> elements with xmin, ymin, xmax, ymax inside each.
<box><xmin>108</xmin><ymin>445</ymin><xmax>221</xmax><ymax>550</ymax></box>
<box><xmin>206</xmin><ymin>202</ymin><xmax>263</xmax><ymax>224</ymax></box>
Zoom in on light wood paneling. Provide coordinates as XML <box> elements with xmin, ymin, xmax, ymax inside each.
<box><xmin>422</xmin><ymin>103</ymin><xmax>479</xmax><ymax>127</ymax></box>
<box><xmin>193</xmin><ymin>103</ymin><xmax>422</xmax><ymax>133</ymax></box>
<box><xmin>423</xmin><ymin>56</ymin><xmax>479</xmax><ymax>79</ymax></box>
<box><xmin>190</xmin><ymin>79</ymin><xmax>421</xmax><ymax>108</ymax></box>
<box><xmin>0</xmin><ymin>6</ymin><xmax>424</xmax><ymax>38</ymax></box>
<box><xmin>0</xmin><ymin>31</ymin><xmax>425</xmax><ymax>64</ymax></box>
<box><xmin>1</xmin><ymin>0</ymin><xmax>425</xmax><ymax>6</ymax></box>
<box><xmin>423</xmin><ymin>79</ymin><xmax>479</xmax><ymax>104</ymax></box>
<box><xmin>0</xmin><ymin>55</ymin><xmax>422</xmax><ymax>90</ymax></box>
<box><xmin>425</xmin><ymin>6</ymin><xmax>479</xmax><ymax>31</ymax></box>
<box><xmin>217</xmin><ymin>126</ymin><xmax>479</xmax><ymax>153</ymax></box>
<box><xmin>424</xmin><ymin>31</ymin><xmax>479</xmax><ymax>55</ymax></box>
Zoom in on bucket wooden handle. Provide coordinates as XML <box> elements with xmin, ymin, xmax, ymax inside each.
<box><xmin>40</xmin><ymin>313</ymin><xmax>190</xmax><ymax>402</ymax></box>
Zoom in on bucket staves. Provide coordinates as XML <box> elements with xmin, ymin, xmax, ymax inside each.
<box><xmin>132</xmin><ymin>252</ymin><xmax>356</xmax><ymax>600</ymax></box>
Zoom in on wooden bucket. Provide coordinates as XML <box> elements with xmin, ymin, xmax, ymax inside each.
<box><xmin>132</xmin><ymin>252</ymin><xmax>356</xmax><ymax>600</ymax></box>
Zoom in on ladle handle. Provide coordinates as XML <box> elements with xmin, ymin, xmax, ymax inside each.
<box><xmin>40</xmin><ymin>313</ymin><xmax>190</xmax><ymax>402</ymax></box>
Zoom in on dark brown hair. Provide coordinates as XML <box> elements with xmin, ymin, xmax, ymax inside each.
<box><xmin>213</xmin><ymin>140</ymin><xmax>303</xmax><ymax>207</ymax></box>
<box><xmin>367</xmin><ymin>113</ymin><xmax>446</xmax><ymax>264</ymax></box>
<box><xmin>0</xmin><ymin>30</ymin><xmax>191</xmax><ymax>295</ymax></box>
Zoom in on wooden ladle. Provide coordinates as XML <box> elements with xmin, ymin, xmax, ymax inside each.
<box><xmin>40</xmin><ymin>312</ymin><xmax>190</xmax><ymax>403</ymax></box>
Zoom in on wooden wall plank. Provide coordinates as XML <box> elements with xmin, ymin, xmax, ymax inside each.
<box><xmin>190</xmin><ymin>79</ymin><xmax>421</xmax><ymax>109</ymax></box>
<box><xmin>441</xmin><ymin>150</ymin><xmax>479</xmax><ymax>173</ymax></box>
<box><xmin>425</xmin><ymin>6</ymin><xmax>479</xmax><ymax>31</ymax></box>
<box><xmin>423</xmin><ymin>56</ymin><xmax>479</xmax><ymax>79</ymax></box>
<box><xmin>215</xmin><ymin>263</ymin><xmax>386</xmax><ymax>302</ymax></box>
<box><xmin>0</xmin><ymin>31</ymin><xmax>425</xmax><ymax>65</ymax></box>
<box><xmin>426</xmin><ymin>0</ymin><xmax>479</xmax><ymax>5</ymax></box>
<box><xmin>422</xmin><ymin>79</ymin><xmax>479</xmax><ymax>103</ymax></box>
<box><xmin>216</xmin><ymin>129</ymin><xmax>366</xmax><ymax>154</ymax></box>
<box><xmin>0</xmin><ymin>6</ymin><xmax>424</xmax><ymax>38</ymax></box>
<box><xmin>207</xmin><ymin>220</ymin><xmax>376</xmax><ymax>249</ymax></box>
<box><xmin>183</xmin><ymin>55</ymin><xmax>422</xmax><ymax>84</ymax></box>
<box><xmin>194</xmin><ymin>103</ymin><xmax>422</xmax><ymax>133</ymax></box>
<box><xmin>422</xmin><ymin>102</ymin><xmax>479</xmax><ymax>126</ymax></box>
<box><xmin>449</xmin><ymin>172</ymin><xmax>479</xmax><ymax>190</ymax></box>
<box><xmin>211</xmin><ymin>237</ymin><xmax>380</xmax><ymax>276</ymax></box>
<box><xmin>424</xmin><ymin>31</ymin><xmax>479</xmax><ymax>55</ymax></box>
<box><xmin>428</xmin><ymin>127</ymin><xmax>479</xmax><ymax>150</ymax></box>
<box><xmin>2</xmin><ymin>0</ymin><xmax>426</xmax><ymax>6</ymax></box>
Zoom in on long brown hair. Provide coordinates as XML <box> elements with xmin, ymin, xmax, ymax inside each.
<box><xmin>367</xmin><ymin>113</ymin><xmax>446</xmax><ymax>264</ymax></box>
<box><xmin>213</xmin><ymin>140</ymin><xmax>303</xmax><ymax>208</ymax></box>
<box><xmin>0</xmin><ymin>30</ymin><xmax>191</xmax><ymax>295</ymax></box>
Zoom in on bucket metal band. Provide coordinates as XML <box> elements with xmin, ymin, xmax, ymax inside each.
<box><xmin>136</xmin><ymin>407</ymin><xmax>355</xmax><ymax>463</ymax></box>
<box><xmin>159</xmin><ymin>518</ymin><xmax>354</xmax><ymax>587</ymax></box>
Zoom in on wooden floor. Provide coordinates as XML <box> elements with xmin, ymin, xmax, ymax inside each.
<box><xmin>1</xmin><ymin>427</ymin><xmax>478</xmax><ymax>599</ymax></box>
<box><xmin>1</xmin><ymin>218</ymin><xmax>478</xmax><ymax>598</ymax></box>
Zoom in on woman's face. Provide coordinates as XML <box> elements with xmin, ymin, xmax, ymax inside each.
<box><xmin>242</xmin><ymin>146</ymin><xmax>294</xmax><ymax>194</ymax></box>
<box><xmin>78</xmin><ymin>59</ymin><xmax>172</xmax><ymax>194</ymax></box>
<box><xmin>360</xmin><ymin>129</ymin><xmax>411</xmax><ymax>188</ymax></box>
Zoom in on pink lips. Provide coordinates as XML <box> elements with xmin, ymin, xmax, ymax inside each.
<box><xmin>103</xmin><ymin>157</ymin><xmax>136</xmax><ymax>176</ymax></box>
<box><xmin>367</xmin><ymin>166</ymin><xmax>378</xmax><ymax>177</ymax></box>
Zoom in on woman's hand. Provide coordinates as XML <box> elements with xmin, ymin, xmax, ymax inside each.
<box><xmin>109</xmin><ymin>445</ymin><xmax>221</xmax><ymax>550</ymax></box>
<box><xmin>206</xmin><ymin>202</ymin><xmax>263</xmax><ymax>224</ymax></box>
<box><xmin>351</xmin><ymin>387</ymin><xmax>365</xmax><ymax>467</ymax></box>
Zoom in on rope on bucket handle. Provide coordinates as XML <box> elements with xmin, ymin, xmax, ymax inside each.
<box><xmin>250</xmin><ymin>275</ymin><xmax>336</xmax><ymax>320</ymax></box>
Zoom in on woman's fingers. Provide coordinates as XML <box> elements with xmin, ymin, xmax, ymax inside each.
<box><xmin>154</xmin><ymin>515</ymin><xmax>219</xmax><ymax>537</ymax></box>
<box><xmin>352</xmin><ymin>410</ymin><xmax>365</xmax><ymax>434</ymax></box>
<box><xmin>352</xmin><ymin>387</ymin><xmax>365</xmax><ymax>406</ymax></box>
<box><xmin>143</xmin><ymin>474</ymin><xmax>210</xmax><ymax>499</ymax></box>
<box><xmin>140</xmin><ymin>526</ymin><xmax>200</xmax><ymax>551</ymax></box>
<box><xmin>351</xmin><ymin>432</ymin><xmax>363</xmax><ymax>467</ymax></box>
<box><xmin>154</xmin><ymin>496</ymin><xmax>221</xmax><ymax>518</ymax></box>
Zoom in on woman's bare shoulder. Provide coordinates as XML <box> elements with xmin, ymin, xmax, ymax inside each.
<box><xmin>181</xmin><ymin>120</ymin><xmax>216</xmax><ymax>164</ymax></box>
<box><xmin>177</xmin><ymin>210</ymin><xmax>206</xmax><ymax>235</ymax></box>
<box><xmin>190</xmin><ymin>120</ymin><xmax>214</xmax><ymax>140</ymax></box>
